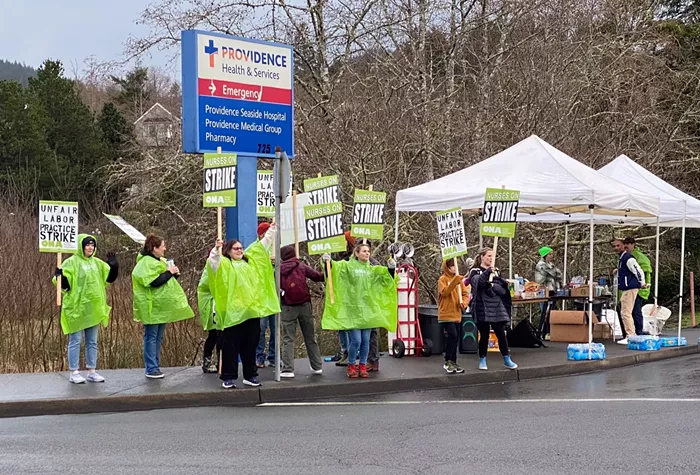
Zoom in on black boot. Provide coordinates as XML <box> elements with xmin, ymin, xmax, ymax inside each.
<box><xmin>202</xmin><ymin>356</ymin><xmax>217</xmax><ymax>374</ymax></box>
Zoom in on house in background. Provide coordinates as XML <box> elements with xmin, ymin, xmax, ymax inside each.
<box><xmin>134</xmin><ymin>103</ymin><xmax>180</xmax><ymax>148</ymax></box>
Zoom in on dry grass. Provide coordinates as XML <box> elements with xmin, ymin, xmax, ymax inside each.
<box><xmin>0</xmin><ymin>202</ymin><xmax>345</xmax><ymax>373</ymax></box>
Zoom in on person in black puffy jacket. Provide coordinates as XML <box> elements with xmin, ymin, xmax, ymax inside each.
<box><xmin>468</xmin><ymin>247</ymin><xmax>518</xmax><ymax>371</ymax></box>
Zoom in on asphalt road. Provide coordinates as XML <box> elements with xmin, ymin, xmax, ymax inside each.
<box><xmin>3</xmin><ymin>356</ymin><xmax>700</xmax><ymax>475</ymax></box>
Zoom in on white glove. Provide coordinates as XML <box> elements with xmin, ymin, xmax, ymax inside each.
<box><xmin>387</xmin><ymin>258</ymin><xmax>396</xmax><ymax>269</ymax></box>
<box><xmin>321</xmin><ymin>253</ymin><xmax>331</xmax><ymax>262</ymax></box>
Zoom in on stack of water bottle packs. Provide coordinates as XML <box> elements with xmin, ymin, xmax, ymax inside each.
<box><xmin>627</xmin><ymin>335</ymin><xmax>661</xmax><ymax>351</ymax></box>
<box><xmin>567</xmin><ymin>343</ymin><xmax>606</xmax><ymax>361</ymax></box>
<box><xmin>659</xmin><ymin>336</ymin><xmax>687</xmax><ymax>347</ymax></box>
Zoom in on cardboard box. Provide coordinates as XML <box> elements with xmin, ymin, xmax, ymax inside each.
<box><xmin>570</xmin><ymin>286</ymin><xmax>590</xmax><ymax>297</ymax></box>
<box><xmin>593</xmin><ymin>322</ymin><xmax>612</xmax><ymax>340</ymax></box>
<box><xmin>550</xmin><ymin>311</ymin><xmax>596</xmax><ymax>343</ymax></box>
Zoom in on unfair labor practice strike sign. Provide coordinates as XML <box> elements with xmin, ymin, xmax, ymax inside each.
<box><xmin>303</xmin><ymin>175</ymin><xmax>340</xmax><ymax>205</ymax></box>
<box><xmin>39</xmin><ymin>201</ymin><xmax>78</xmax><ymax>253</ymax></box>
<box><xmin>304</xmin><ymin>202</ymin><xmax>345</xmax><ymax>255</ymax></box>
<box><xmin>203</xmin><ymin>152</ymin><xmax>237</xmax><ymax>207</ymax></box>
<box><xmin>257</xmin><ymin>170</ymin><xmax>292</xmax><ymax>217</ymax></box>
<box><xmin>480</xmin><ymin>188</ymin><xmax>520</xmax><ymax>238</ymax></box>
<box><xmin>351</xmin><ymin>189</ymin><xmax>386</xmax><ymax>241</ymax></box>
<box><xmin>436</xmin><ymin>207</ymin><xmax>467</xmax><ymax>260</ymax></box>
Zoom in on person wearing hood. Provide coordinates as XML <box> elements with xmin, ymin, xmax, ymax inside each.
<box><xmin>438</xmin><ymin>258</ymin><xmax>469</xmax><ymax>374</ymax></box>
<box><xmin>534</xmin><ymin>246</ymin><xmax>562</xmax><ymax>339</ymax></box>
<box><xmin>132</xmin><ymin>234</ymin><xmax>194</xmax><ymax>379</ymax></box>
<box><xmin>207</xmin><ymin>225</ymin><xmax>280</xmax><ymax>389</ymax></box>
<box><xmin>469</xmin><ymin>247</ymin><xmax>517</xmax><ymax>371</ymax></box>
<box><xmin>53</xmin><ymin>234</ymin><xmax>118</xmax><ymax>384</ymax></box>
<box><xmin>279</xmin><ymin>245</ymin><xmax>325</xmax><ymax>378</ymax></box>
<box><xmin>322</xmin><ymin>242</ymin><xmax>398</xmax><ymax>379</ymax></box>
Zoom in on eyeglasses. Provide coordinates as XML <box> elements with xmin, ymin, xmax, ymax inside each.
<box><xmin>231</xmin><ymin>247</ymin><xmax>243</xmax><ymax>251</ymax></box>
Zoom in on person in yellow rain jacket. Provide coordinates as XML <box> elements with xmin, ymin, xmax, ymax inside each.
<box><xmin>53</xmin><ymin>234</ymin><xmax>118</xmax><ymax>384</ymax></box>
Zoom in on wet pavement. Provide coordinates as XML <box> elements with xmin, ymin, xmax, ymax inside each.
<box><xmin>2</xmin><ymin>356</ymin><xmax>700</xmax><ymax>474</ymax></box>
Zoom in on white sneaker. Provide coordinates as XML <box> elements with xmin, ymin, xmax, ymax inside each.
<box><xmin>280</xmin><ymin>371</ymin><xmax>295</xmax><ymax>378</ymax></box>
<box><xmin>616</xmin><ymin>338</ymin><xmax>629</xmax><ymax>345</ymax></box>
<box><xmin>69</xmin><ymin>372</ymin><xmax>86</xmax><ymax>384</ymax></box>
<box><xmin>86</xmin><ymin>372</ymin><xmax>105</xmax><ymax>383</ymax></box>
<box><xmin>310</xmin><ymin>367</ymin><xmax>323</xmax><ymax>375</ymax></box>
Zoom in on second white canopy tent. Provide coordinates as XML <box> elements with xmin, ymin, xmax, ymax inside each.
<box><xmin>520</xmin><ymin>155</ymin><xmax>700</xmax><ymax>342</ymax></box>
<box><xmin>395</xmin><ymin>135</ymin><xmax>661</xmax><ymax>357</ymax></box>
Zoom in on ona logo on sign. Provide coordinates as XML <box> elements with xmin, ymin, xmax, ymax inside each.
<box><xmin>353</xmin><ymin>227</ymin><xmax>372</xmax><ymax>236</ymax></box>
<box><xmin>482</xmin><ymin>225</ymin><xmax>504</xmax><ymax>234</ymax></box>
<box><xmin>205</xmin><ymin>196</ymin><xmax>225</xmax><ymax>204</ymax></box>
<box><xmin>310</xmin><ymin>243</ymin><xmax>332</xmax><ymax>252</ymax></box>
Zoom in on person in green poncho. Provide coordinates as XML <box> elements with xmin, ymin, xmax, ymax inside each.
<box><xmin>322</xmin><ymin>242</ymin><xmax>398</xmax><ymax>379</ymax></box>
<box><xmin>197</xmin><ymin>260</ymin><xmax>220</xmax><ymax>374</ymax></box>
<box><xmin>207</xmin><ymin>224</ymin><xmax>279</xmax><ymax>389</ymax></box>
<box><xmin>132</xmin><ymin>234</ymin><xmax>194</xmax><ymax>379</ymax></box>
<box><xmin>53</xmin><ymin>234</ymin><xmax>118</xmax><ymax>384</ymax></box>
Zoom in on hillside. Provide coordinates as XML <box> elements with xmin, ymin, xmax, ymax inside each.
<box><xmin>0</xmin><ymin>60</ymin><xmax>36</xmax><ymax>86</ymax></box>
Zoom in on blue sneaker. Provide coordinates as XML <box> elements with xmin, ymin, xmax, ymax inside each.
<box><xmin>478</xmin><ymin>357</ymin><xmax>488</xmax><ymax>371</ymax></box>
<box><xmin>243</xmin><ymin>377</ymin><xmax>262</xmax><ymax>387</ymax></box>
<box><xmin>503</xmin><ymin>355</ymin><xmax>518</xmax><ymax>370</ymax></box>
<box><xmin>222</xmin><ymin>380</ymin><xmax>236</xmax><ymax>389</ymax></box>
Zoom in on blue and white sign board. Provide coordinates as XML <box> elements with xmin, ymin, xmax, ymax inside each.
<box><xmin>181</xmin><ymin>30</ymin><xmax>294</xmax><ymax>157</ymax></box>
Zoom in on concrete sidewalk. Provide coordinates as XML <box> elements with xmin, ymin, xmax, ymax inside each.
<box><xmin>2</xmin><ymin>329</ymin><xmax>699</xmax><ymax>418</ymax></box>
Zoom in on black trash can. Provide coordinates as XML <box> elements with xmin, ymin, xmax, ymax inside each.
<box><xmin>418</xmin><ymin>305</ymin><xmax>445</xmax><ymax>355</ymax></box>
<box><xmin>459</xmin><ymin>312</ymin><xmax>478</xmax><ymax>354</ymax></box>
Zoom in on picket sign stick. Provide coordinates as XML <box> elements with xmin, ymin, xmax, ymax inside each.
<box><xmin>362</xmin><ymin>185</ymin><xmax>373</xmax><ymax>245</ymax></box>
<box><xmin>56</xmin><ymin>253</ymin><xmax>62</xmax><ymax>306</ymax></box>
<box><xmin>326</xmin><ymin>260</ymin><xmax>335</xmax><ymax>304</ymax></box>
<box><xmin>490</xmin><ymin>237</ymin><xmax>499</xmax><ymax>282</ymax></box>
<box><xmin>488</xmin><ymin>185</ymin><xmax>506</xmax><ymax>282</ymax></box>
<box><xmin>216</xmin><ymin>147</ymin><xmax>223</xmax><ymax>241</ymax></box>
<box><xmin>292</xmin><ymin>191</ymin><xmax>299</xmax><ymax>258</ymax></box>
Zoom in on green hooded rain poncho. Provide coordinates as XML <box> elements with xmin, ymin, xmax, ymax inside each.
<box><xmin>131</xmin><ymin>250</ymin><xmax>194</xmax><ymax>325</ymax></box>
<box><xmin>322</xmin><ymin>258</ymin><xmax>399</xmax><ymax>331</ymax></box>
<box><xmin>197</xmin><ymin>266</ymin><xmax>216</xmax><ymax>331</ymax></box>
<box><xmin>207</xmin><ymin>240</ymin><xmax>281</xmax><ymax>330</ymax></box>
<box><xmin>53</xmin><ymin>234</ymin><xmax>112</xmax><ymax>335</ymax></box>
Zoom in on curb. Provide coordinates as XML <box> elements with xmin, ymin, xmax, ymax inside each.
<box><xmin>2</xmin><ymin>345</ymin><xmax>698</xmax><ymax>418</ymax></box>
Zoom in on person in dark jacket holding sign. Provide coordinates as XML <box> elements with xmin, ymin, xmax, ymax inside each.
<box><xmin>468</xmin><ymin>247</ymin><xmax>518</xmax><ymax>371</ymax></box>
<box><xmin>279</xmin><ymin>245</ymin><xmax>325</xmax><ymax>378</ymax></box>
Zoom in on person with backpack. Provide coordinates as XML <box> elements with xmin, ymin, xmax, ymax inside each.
<box><xmin>278</xmin><ymin>245</ymin><xmax>325</xmax><ymax>378</ymax></box>
<box><xmin>469</xmin><ymin>247</ymin><xmax>518</xmax><ymax>371</ymax></box>
<box><xmin>438</xmin><ymin>257</ymin><xmax>468</xmax><ymax>374</ymax></box>
<box><xmin>53</xmin><ymin>234</ymin><xmax>118</xmax><ymax>384</ymax></box>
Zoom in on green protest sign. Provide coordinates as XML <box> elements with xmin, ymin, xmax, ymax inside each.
<box><xmin>351</xmin><ymin>189</ymin><xmax>386</xmax><ymax>241</ymax></box>
<box><xmin>203</xmin><ymin>153</ymin><xmax>237</xmax><ymax>207</ymax></box>
<box><xmin>304</xmin><ymin>201</ymin><xmax>346</xmax><ymax>255</ymax></box>
<box><xmin>480</xmin><ymin>188</ymin><xmax>520</xmax><ymax>238</ymax></box>
<box><xmin>436</xmin><ymin>207</ymin><xmax>467</xmax><ymax>260</ymax></box>
<box><xmin>303</xmin><ymin>175</ymin><xmax>340</xmax><ymax>205</ymax></box>
<box><xmin>39</xmin><ymin>201</ymin><xmax>79</xmax><ymax>253</ymax></box>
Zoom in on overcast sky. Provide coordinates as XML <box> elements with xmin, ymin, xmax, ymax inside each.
<box><xmin>0</xmin><ymin>1</ymin><xmax>174</xmax><ymax>75</ymax></box>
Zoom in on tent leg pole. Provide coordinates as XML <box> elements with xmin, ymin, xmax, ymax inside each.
<box><xmin>588</xmin><ymin>207</ymin><xmax>594</xmax><ymax>360</ymax></box>
<box><xmin>654</xmin><ymin>217</ymin><xmax>660</xmax><ymax>307</ymax></box>
<box><xmin>394</xmin><ymin>209</ymin><xmax>400</xmax><ymax>243</ymax></box>
<box><xmin>563</xmin><ymin>224</ymin><xmax>569</xmax><ymax>310</ymax></box>
<box><xmin>679</xmin><ymin>216</ymin><xmax>686</xmax><ymax>344</ymax></box>
<box><xmin>508</xmin><ymin>238</ymin><xmax>513</xmax><ymax>280</ymax></box>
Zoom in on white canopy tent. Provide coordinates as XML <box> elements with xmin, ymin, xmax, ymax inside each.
<box><xmin>520</xmin><ymin>155</ymin><xmax>700</xmax><ymax>342</ymax></box>
<box><xmin>395</xmin><ymin>136</ymin><xmax>661</xmax><ymax>358</ymax></box>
